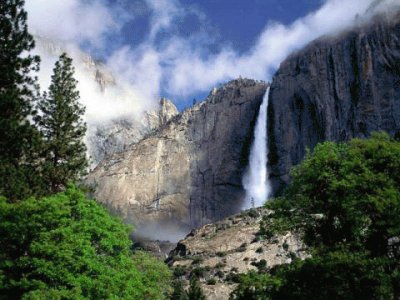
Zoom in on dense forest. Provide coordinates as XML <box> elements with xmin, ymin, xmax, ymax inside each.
<box><xmin>1</xmin><ymin>1</ymin><xmax>399</xmax><ymax>299</ymax></box>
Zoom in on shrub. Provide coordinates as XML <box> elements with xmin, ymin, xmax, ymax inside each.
<box><xmin>225</xmin><ymin>273</ymin><xmax>241</xmax><ymax>283</ymax></box>
<box><xmin>192</xmin><ymin>256</ymin><xmax>204</xmax><ymax>265</ymax></box>
<box><xmin>191</xmin><ymin>267</ymin><xmax>206</xmax><ymax>278</ymax></box>
<box><xmin>215</xmin><ymin>270</ymin><xmax>225</xmax><ymax>278</ymax></box>
<box><xmin>282</xmin><ymin>242</ymin><xmax>289</xmax><ymax>251</ymax></box>
<box><xmin>174</xmin><ymin>265</ymin><xmax>187</xmax><ymax>278</ymax></box>
<box><xmin>207</xmin><ymin>278</ymin><xmax>217</xmax><ymax>285</ymax></box>
<box><xmin>238</xmin><ymin>243</ymin><xmax>247</xmax><ymax>252</ymax></box>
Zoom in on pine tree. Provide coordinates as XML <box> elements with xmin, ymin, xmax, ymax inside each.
<box><xmin>0</xmin><ymin>0</ymin><xmax>42</xmax><ymax>200</ymax></box>
<box><xmin>186</xmin><ymin>277</ymin><xmax>206</xmax><ymax>300</ymax></box>
<box><xmin>36</xmin><ymin>53</ymin><xmax>87</xmax><ymax>193</ymax></box>
<box><xmin>170</xmin><ymin>280</ymin><xmax>188</xmax><ymax>300</ymax></box>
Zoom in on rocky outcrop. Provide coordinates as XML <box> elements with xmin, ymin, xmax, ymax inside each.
<box><xmin>87</xmin><ymin>79</ymin><xmax>268</xmax><ymax>240</ymax></box>
<box><xmin>167</xmin><ymin>208</ymin><xmax>307</xmax><ymax>300</ymax></box>
<box><xmin>86</xmin><ymin>98</ymin><xmax>178</xmax><ymax>166</ymax></box>
<box><xmin>268</xmin><ymin>11</ymin><xmax>400</xmax><ymax>193</ymax></box>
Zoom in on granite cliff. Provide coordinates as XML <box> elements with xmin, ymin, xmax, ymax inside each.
<box><xmin>87</xmin><ymin>79</ymin><xmax>268</xmax><ymax>240</ymax></box>
<box><xmin>268</xmin><ymin>11</ymin><xmax>400</xmax><ymax>192</ymax></box>
<box><xmin>87</xmin><ymin>98</ymin><xmax>178</xmax><ymax>166</ymax></box>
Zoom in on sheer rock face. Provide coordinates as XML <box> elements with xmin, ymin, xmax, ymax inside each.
<box><xmin>268</xmin><ymin>12</ymin><xmax>400</xmax><ymax>193</ymax></box>
<box><xmin>87</xmin><ymin>79</ymin><xmax>268</xmax><ymax>240</ymax></box>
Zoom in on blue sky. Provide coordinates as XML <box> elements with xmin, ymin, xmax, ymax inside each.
<box><xmin>186</xmin><ymin>0</ymin><xmax>322</xmax><ymax>51</ymax></box>
<box><xmin>116</xmin><ymin>0</ymin><xmax>324</xmax><ymax>56</ymax></box>
<box><xmin>26</xmin><ymin>0</ymin><xmax>380</xmax><ymax>120</ymax></box>
<box><xmin>102</xmin><ymin>0</ymin><xmax>324</xmax><ymax>109</ymax></box>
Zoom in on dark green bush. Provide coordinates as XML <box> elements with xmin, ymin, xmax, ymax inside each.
<box><xmin>192</xmin><ymin>256</ymin><xmax>204</xmax><ymax>265</ymax></box>
<box><xmin>207</xmin><ymin>278</ymin><xmax>217</xmax><ymax>285</ymax></box>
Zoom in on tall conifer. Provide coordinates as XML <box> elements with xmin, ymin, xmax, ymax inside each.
<box><xmin>36</xmin><ymin>53</ymin><xmax>87</xmax><ymax>193</ymax></box>
<box><xmin>186</xmin><ymin>277</ymin><xmax>206</xmax><ymax>300</ymax></box>
<box><xmin>0</xmin><ymin>0</ymin><xmax>42</xmax><ymax>200</ymax></box>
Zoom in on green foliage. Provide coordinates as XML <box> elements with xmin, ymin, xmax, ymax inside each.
<box><xmin>35</xmin><ymin>53</ymin><xmax>88</xmax><ymax>194</ymax></box>
<box><xmin>225</xmin><ymin>272</ymin><xmax>241</xmax><ymax>283</ymax></box>
<box><xmin>266</xmin><ymin>132</ymin><xmax>400</xmax><ymax>253</ymax></box>
<box><xmin>0</xmin><ymin>0</ymin><xmax>42</xmax><ymax>200</ymax></box>
<box><xmin>191</xmin><ymin>256</ymin><xmax>204</xmax><ymax>265</ymax></box>
<box><xmin>186</xmin><ymin>277</ymin><xmax>206</xmax><ymax>300</ymax></box>
<box><xmin>230</xmin><ymin>271</ymin><xmax>282</xmax><ymax>300</ymax></box>
<box><xmin>174</xmin><ymin>265</ymin><xmax>188</xmax><ymax>278</ymax></box>
<box><xmin>131</xmin><ymin>250</ymin><xmax>173</xmax><ymax>299</ymax></box>
<box><xmin>251</xmin><ymin>259</ymin><xmax>268</xmax><ymax>272</ymax></box>
<box><xmin>234</xmin><ymin>250</ymin><xmax>395</xmax><ymax>300</ymax></box>
<box><xmin>215</xmin><ymin>270</ymin><xmax>225</xmax><ymax>278</ymax></box>
<box><xmin>259</xmin><ymin>133</ymin><xmax>400</xmax><ymax>251</ymax></box>
<box><xmin>190</xmin><ymin>267</ymin><xmax>206</xmax><ymax>278</ymax></box>
<box><xmin>206</xmin><ymin>278</ymin><xmax>217</xmax><ymax>285</ymax></box>
<box><xmin>170</xmin><ymin>280</ymin><xmax>188</xmax><ymax>300</ymax></box>
<box><xmin>258</xmin><ymin>196</ymin><xmax>299</xmax><ymax>239</ymax></box>
<box><xmin>1</xmin><ymin>3</ymin><xmax>89</xmax><ymax>199</ymax></box>
<box><xmin>0</xmin><ymin>186</ymin><xmax>172</xmax><ymax>299</ymax></box>
<box><xmin>233</xmin><ymin>133</ymin><xmax>400</xmax><ymax>299</ymax></box>
<box><xmin>272</xmin><ymin>249</ymin><xmax>395</xmax><ymax>300</ymax></box>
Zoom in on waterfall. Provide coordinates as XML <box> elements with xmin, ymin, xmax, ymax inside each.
<box><xmin>242</xmin><ymin>87</ymin><xmax>271</xmax><ymax>209</ymax></box>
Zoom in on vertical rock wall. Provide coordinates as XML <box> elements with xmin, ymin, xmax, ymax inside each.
<box><xmin>268</xmin><ymin>12</ymin><xmax>400</xmax><ymax>193</ymax></box>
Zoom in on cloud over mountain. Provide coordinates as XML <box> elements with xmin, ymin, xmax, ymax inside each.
<box><xmin>26</xmin><ymin>0</ymin><xmax>396</xmax><ymax>119</ymax></box>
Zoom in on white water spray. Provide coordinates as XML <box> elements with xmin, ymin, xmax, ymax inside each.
<box><xmin>242</xmin><ymin>87</ymin><xmax>272</xmax><ymax>209</ymax></box>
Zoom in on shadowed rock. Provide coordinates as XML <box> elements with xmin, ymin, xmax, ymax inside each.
<box><xmin>268</xmin><ymin>11</ymin><xmax>400</xmax><ymax>193</ymax></box>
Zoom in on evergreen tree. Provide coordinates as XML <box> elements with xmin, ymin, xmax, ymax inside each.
<box><xmin>170</xmin><ymin>280</ymin><xmax>188</xmax><ymax>300</ymax></box>
<box><xmin>0</xmin><ymin>0</ymin><xmax>42</xmax><ymax>200</ymax></box>
<box><xmin>186</xmin><ymin>277</ymin><xmax>206</xmax><ymax>300</ymax></box>
<box><xmin>36</xmin><ymin>53</ymin><xmax>87</xmax><ymax>193</ymax></box>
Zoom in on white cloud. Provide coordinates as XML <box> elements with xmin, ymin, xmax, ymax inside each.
<box><xmin>25</xmin><ymin>0</ymin><xmax>118</xmax><ymax>47</ymax></box>
<box><xmin>158</xmin><ymin>0</ymin><xmax>374</xmax><ymax>97</ymax></box>
<box><xmin>32</xmin><ymin>39</ymin><xmax>155</xmax><ymax>126</ymax></box>
<box><xmin>26</xmin><ymin>0</ymin><xmax>156</xmax><ymax>129</ymax></box>
<box><xmin>107</xmin><ymin>45</ymin><xmax>163</xmax><ymax>103</ymax></box>
<box><xmin>26</xmin><ymin>0</ymin><xmax>398</xmax><ymax>123</ymax></box>
<box><xmin>145</xmin><ymin>0</ymin><xmax>184</xmax><ymax>41</ymax></box>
